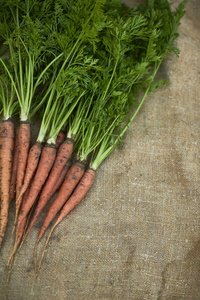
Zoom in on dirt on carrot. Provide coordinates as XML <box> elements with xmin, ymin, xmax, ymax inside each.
<box><xmin>37</xmin><ymin>161</ymin><xmax>86</xmax><ymax>242</ymax></box>
<box><xmin>16</xmin><ymin>141</ymin><xmax>42</xmax><ymax>210</ymax></box>
<box><xmin>55</xmin><ymin>131</ymin><xmax>66</xmax><ymax>151</ymax></box>
<box><xmin>29</xmin><ymin>159</ymin><xmax>82</xmax><ymax>238</ymax></box>
<box><xmin>16</xmin><ymin>122</ymin><xmax>31</xmax><ymax>206</ymax></box>
<box><xmin>0</xmin><ymin>119</ymin><xmax>14</xmax><ymax>247</ymax></box>
<box><xmin>16</xmin><ymin>143</ymin><xmax>57</xmax><ymax>230</ymax></box>
<box><xmin>9</xmin><ymin>127</ymin><xmax>19</xmax><ymax>201</ymax></box>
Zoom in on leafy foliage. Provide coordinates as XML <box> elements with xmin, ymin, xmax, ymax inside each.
<box><xmin>89</xmin><ymin>0</ymin><xmax>187</xmax><ymax>169</ymax></box>
<box><xmin>0</xmin><ymin>0</ymin><xmax>187</xmax><ymax>162</ymax></box>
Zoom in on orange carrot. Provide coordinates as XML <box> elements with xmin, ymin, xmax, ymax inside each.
<box><xmin>55</xmin><ymin>131</ymin><xmax>66</xmax><ymax>151</ymax></box>
<box><xmin>16</xmin><ymin>141</ymin><xmax>42</xmax><ymax>209</ymax></box>
<box><xmin>9</xmin><ymin>128</ymin><xmax>19</xmax><ymax>201</ymax></box>
<box><xmin>37</xmin><ymin>163</ymin><xmax>95</xmax><ymax>241</ymax></box>
<box><xmin>28</xmin><ymin>159</ymin><xmax>82</xmax><ymax>237</ymax></box>
<box><xmin>8</xmin><ymin>183</ymin><xmax>32</xmax><ymax>268</ymax></box>
<box><xmin>25</xmin><ymin>138</ymin><xmax>74</xmax><ymax>233</ymax></box>
<box><xmin>36</xmin><ymin>168</ymin><xmax>95</xmax><ymax>274</ymax></box>
<box><xmin>14</xmin><ymin>183</ymin><xmax>31</xmax><ymax>247</ymax></box>
<box><xmin>54</xmin><ymin>169</ymin><xmax>95</xmax><ymax>226</ymax></box>
<box><xmin>15</xmin><ymin>122</ymin><xmax>31</xmax><ymax>209</ymax></box>
<box><xmin>50</xmin><ymin>159</ymin><xmax>71</xmax><ymax>196</ymax></box>
<box><xmin>0</xmin><ymin>119</ymin><xmax>14</xmax><ymax>247</ymax></box>
<box><xmin>53</xmin><ymin>168</ymin><xmax>95</xmax><ymax>227</ymax></box>
<box><xmin>16</xmin><ymin>143</ymin><xmax>56</xmax><ymax>229</ymax></box>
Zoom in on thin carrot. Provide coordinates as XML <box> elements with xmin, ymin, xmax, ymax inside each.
<box><xmin>8</xmin><ymin>215</ymin><xmax>27</xmax><ymax>267</ymax></box>
<box><xmin>16</xmin><ymin>141</ymin><xmax>42</xmax><ymax>209</ymax></box>
<box><xmin>36</xmin><ymin>168</ymin><xmax>95</xmax><ymax>275</ymax></box>
<box><xmin>55</xmin><ymin>131</ymin><xmax>66</xmax><ymax>151</ymax></box>
<box><xmin>0</xmin><ymin>119</ymin><xmax>14</xmax><ymax>247</ymax></box>
<box><xmin>28</xmin><ymin>159</ymin><xmax>82</xmax><ymax>238</ymax></box>
<box><xmin>15</xmin><ymin>122</ymin><xmax>31</xmax><ymax>208</ymax></box>
<box><xmin>16</xmin><ymin>143</ymin><xmax>57</xmax><ymax>230</ymax></box>
<box><xmin>50</xmin><ymin>159</ymin><xmax>72</xmax><ymax>196</ymax></box>
<box><xmin>25</xmin><ymin>138</ymin><xmax>74</xmax><ymax>233</ymax></box>
<box><xmin>8</xmin><ymin>182</ymin><xmax>33</xmax><ymax>270</ymax></box>
<box><xmin>15</xmin><ymin>178</ymin><xmax>32</xmax><ymax>240</ymax></box>
<box><xmin>37</xmin><ymin>164</ymin><xmax>91</xmax><ymax>242</ymax></box>
<box><xmin>52</xmin><ymin>168</ymin><xmax>95</xmax><ymax>228</ymax></box>
<box><xmin>9</xmin><ymin>127</ymin><xmax>19</xmax><ymax>201</ymax></box>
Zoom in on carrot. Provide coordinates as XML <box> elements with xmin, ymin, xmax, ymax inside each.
<box><xmin>36</xmin><ymin>163</ymin><xmax>91</xmax><ymax>242</ymax></box>
<box><xmin>16</xmin><ymin>141</ymin><xmax>42</xmax><ymax>210</ymax></box>
<box><xmin>25</xmin><ymin>138</ymin><xmax>74</xmax><ymax>232</ymax></box>
<box><xmin>36</xmin><ymin>168</ymin><xmax>95</xmax><ymax>275</ymax></box>
<box><xmin>9</xmin><ymin>128</ymin><xmax>19</xmax><ymax>201</ymax></box>
<box><xmin>8</xmin><ymin>182</ymin><xmax>33</xmax><ymax>270</ymax></box>
<box><xmin>50</xmin><ymin>159</ymin><xmax>71</xmax><ymax>196</ymax></box>
<box><xmin>15</xmin><ymin>122</ymin><xmax>31</xmax><ymax>209</ymax></box>
<box><xmin>51</xmin><ymin>168</ymin><xmax>95</xmax><ymax>229</ymax></box>
<box><xmin>16</xmin><ymin>143</ymin><xmax>57</xmax><ymax>230</ymax></box>
<box><xmin>28</xmin><ymin>159</ymin><xmax>82</xmax><ymax>238</ymax></box>
<box><xmin>15</xmin><ymin>183</ymin><xmax>31</xmax><ymax>233</ymax></box>
<box><xmin>12</xmin><ymin>183</ymin><xmax>31</xmax><ymax>258</ymax></box>
<box><xmin>55</xmin><ymin>131</ymin><xmax>66</xmax><ymax>151</ymax></box>
<box><xmin>0</xmin><ymin>119</ymin><xmax>14</xmax><ymax>247</ymax></box>
<box><xmin>6</xmin><ymin>212</ymin><xmax>27</xmax><ymax>285</ymax></box>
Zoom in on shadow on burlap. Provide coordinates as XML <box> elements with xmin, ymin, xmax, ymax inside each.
<box><xmin>0</xmin><ymin>1</ymin><xmax>199</xmax><ymax>299</ymax></box>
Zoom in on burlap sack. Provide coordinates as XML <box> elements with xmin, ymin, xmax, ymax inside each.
<box><xmin>0</xmin><ymin>1</ymin><xmax>199</xmax><ymax>299</ymax></box>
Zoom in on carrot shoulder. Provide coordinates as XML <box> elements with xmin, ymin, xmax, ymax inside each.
<box><xmin>41</xmin><ymin>138</ymin><xmax>73</xmax><ymax>199</ymax></box>
<box><xmin>0</xmin><ymin>119</ymin><xmax>14</xmax><ymax>247</ymax></box>
<box><xmin>55</xmin><ymin>131</ymin><xmax>66</xmax><ymax>151</ymax></box>
<box><xmin>17</xmin><ymin>143</ymin><xmax>56</xmax><ymax>229</ymax></box>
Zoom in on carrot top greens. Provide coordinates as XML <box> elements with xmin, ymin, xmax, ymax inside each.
<box><xmin>90</xmin><ymin>0</ymin><xmax>187</xmax><ymax>169</ymax></box>
<box><xmin>0</xmin><ymin>0</ymin><xmax>186</xmax><ymax>146</ymax></box>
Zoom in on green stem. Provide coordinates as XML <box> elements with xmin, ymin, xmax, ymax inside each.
<box><xmin>91</xmin><ymin>61</ymin><xmax>162</xmax><ymax>170</ymax></box>
<box><xmin>0</xmin><ymin>58</ymin><xmax>21</xmax><ymax>104</ymax></box>
<box><xmin>33</xmin><ymin>53</ymin><xmax>63</xmax><ymax>94</ymax></box>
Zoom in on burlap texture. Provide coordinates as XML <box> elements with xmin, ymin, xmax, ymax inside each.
<box><xmin>0</xmin><ymin>0</ymin><xmax>199</xmax><ymax>299</ymax></box>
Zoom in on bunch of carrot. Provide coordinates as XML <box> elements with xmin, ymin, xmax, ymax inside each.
<box><xmin>0</xmin><ymin>0</ymin><xmax>186</xmax><ymax>275</ymax></box>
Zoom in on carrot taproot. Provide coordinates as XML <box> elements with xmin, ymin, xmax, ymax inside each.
<box><xmin>8</xmin><ymin>215</ymin><xmax>27</xmax><ymax>266</ymax></box>
<box><xmin>50</xmin><ymin>159</ymin><xmax>72</xmax><ymax>196</ymax></box>
<box><xmin>16</xmin><ymin>141</ymin><xmax>42</xmax><ymax>210</ymax></box>
<box><xmin>15</xmin><ymin>122</ymin><xmax>31</xmax><ymax>207</ymax></box>
<box><xmin>36</xmin><ymin>168</ymin><xmax>95</xmax><ymax>275</ymax></box>
<box><xmin>16</xmin><ymin>143</ymin><xmax>57</xmax><ymax>229</ymax></box>
<box><xmin>8</xmin><ymin>182</ymin><xmax>32</xmax><ymax>269</ymax></box>
<box><xmin>39</xmin><ymin>138</ymin><xmax>73</xmax><ymax>198</ymax></box>
<box><xmin>0</xmin><ymin>119</ymin><xmax>14</xmax><ymax>247</ymax></box>
<box><xmin>52</xmin><ymin>168</ymin><xmax>95</xmax><ymax>228</ymax></box>
<box><xmin>37</xmin><ymin>164</ymin><xmax>92</xmax><ymax>243</ymax></box>
<box><xmin>13</xmin><ymin>182</ymin><xmax>31</xmax><ymax>255</ymax></box>
<box><xmin>25</xmin><ymin>160</ymin><xmax>71</xmax><ymax>238</ymax></box>
<box><xmin>55</xmin><ymin>131</ymin><xmax>66</xmax><ymax>151</ymax></box>
<box><xmin>28</xmin><ymin>159</ymin><xmax>82</xmax><ymax>238</ymax></box>
<box><xmin>9</xmin><ymin>128</ymin><xmax>19</xmax><ymax>201</ymax></box>
<box><xmin>15</xmin><ymin>154</ymin><xmax>69</xmax><ymax>243</ymax></box>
